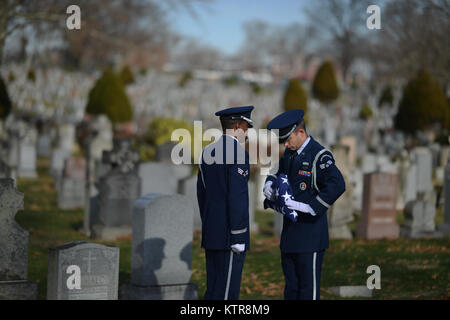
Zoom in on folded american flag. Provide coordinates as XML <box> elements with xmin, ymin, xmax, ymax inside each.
<box><xmin>263</xmin><ymin>173</ymin><xmax>298</xmax><ymax>222</ymax></box>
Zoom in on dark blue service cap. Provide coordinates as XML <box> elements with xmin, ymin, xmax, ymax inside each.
<box><xmin>215</xmin><ymin>105</ymin><xmax>254</xmax><ymax>128</ymax></box>
<box><xmin>267</xmin><ymin>109</ymin><xmax>304</xmax><ymax>143</ymax></box>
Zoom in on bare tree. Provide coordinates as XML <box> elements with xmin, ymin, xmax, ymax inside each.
<box><xmin>0</xmin><ymin>0</ymin><xmax>211</xmax><ymax>68</ymax></box>
<box><xmin>304</xmin><ymin>0</ymin><xmax>372</xmax><ymax>82</ymax></box>
<box><xmin>368</xmin><ymin>0</ymin><xmax>450</xmax><ymax>85</ymax></box>
<box><xmin>172</xmin><ymin>37</ymin><xmax>222</xmax><ymax>70</ymax></box>
<box><xmin>236</xmin><ymin>19</ymin><xmax>315</xmax><ymax>76</ymax></box>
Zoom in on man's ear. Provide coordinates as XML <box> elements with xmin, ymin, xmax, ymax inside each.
<box><xmin>235</xmin><ymin>121</ymin><xmax>244</xmax><ymax>131</ymax></box>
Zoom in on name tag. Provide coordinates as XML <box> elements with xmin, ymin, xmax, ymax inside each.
<box><xmin>301</xmin><ymin>162</ymin><xmax>309</xmax><ymax>170</ymax></box>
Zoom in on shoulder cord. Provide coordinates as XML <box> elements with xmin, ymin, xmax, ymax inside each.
<box><xmin>311</xmin><ymin>148</ymin><xmax>332</xmax><ymax>193</ymax></box>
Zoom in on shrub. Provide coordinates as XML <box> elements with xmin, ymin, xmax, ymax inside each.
<box><xmin>85</xmin><ymin>68</ymin><xmax>133</xmax><ymax>124</ymax></box>
<box><xmin>378</xmin><ymin>84</ymin><xmax>394</xmax><ymax>107</ymax></box>
<box><xmin>312</xmin><ymin>60</ymin><xmax>339</xmax><ymax>104</ymax></box>
<box><xmin>394</xmin><ymin>69</ymin><xmax>449</xmax><ymax>134</ymax></box>
<box><xmin>145</xmin><ymin>117</ymin><xmax>211</xmax><ymax>162</ymax></box>
<box><xmin>27</xmin><ymin>69</ymin><xmax>36</xmax><ymax>83</ymax></box>
<box><xmin>120</xmin><ymin>65</ymin><xmax>135</xmax><ymax>85</ymax></box>
<box><xmin>222</xmin><ymin>75</ymin><xmax>239</xmax><ymax>87</ymax></box>
<box><xmin>178</xmin><ymin>71</ymin><xmax>193</xmax><ymax>88</ymax></box>
<box><xmin>283</xmin><ymin>78</ymin><xmax>308</xmax><ymax>112</ymax></box>
<box><xmin>250</xmin><ymin>82</ymin><xmax>262</xmax><ymax>95</ymax></box>
<box><xmin>359</xmin><ymin>103</ymin><xmax>373</xmax><ymax>121</ymax></box>
<box><xmin>7</xmin><ymin>71</ymin><xmax>15</xmax><ymax>83</ymax></box>
<box><xmin>145</xmin><ymin>117</ymin><xmax>194</xmax><ymax>146</ymax></box>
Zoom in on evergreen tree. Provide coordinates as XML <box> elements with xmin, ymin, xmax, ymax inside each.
<box><xmin>394</xmin><ymin>69</ymin><xmax>449</xmax><ymax>134</ymax></box>
<box><xmin>359</xmin><ymin>103</ymin><xmax>373</xmax><ymax>121</ymax></box>
<box><xmin>378</xmin><ymin>84</ymin><xmax>394</xmax><ymax>107</ymax></box>
<box><xmin>312</xmin><ymin>60</ymin><xmax>339</xmax><ymax>104</ymax></box>
<box><xmin>27</xmin><ymin>69</ymin><xmax>36</xmax><ymax>83</ymax></box>
<box><xmin>283</xmin><ymin>78</ymin><xmax>308</xmax><ymax>112</ymax></box>
<box><xmin>85</xmin><ymin>68</ymin><xmax>133</xmax><ymax>124</ymax></box>
<box><xmin>120</xmin><ymin>65</ymin><xmax>135</xmax><ymax>85</ymax></box>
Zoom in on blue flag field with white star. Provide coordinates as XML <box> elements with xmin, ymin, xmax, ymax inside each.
<box><xmin>263</xmin><ymin>173</ymin><xmax>298</xmax><ymax>222</ymax></box>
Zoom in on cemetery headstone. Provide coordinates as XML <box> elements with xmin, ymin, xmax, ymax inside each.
<box><xmin>402</xmin><ymin>200</ymin><xmax>438</xmax><ymax>238</ymax></box>
<box><xmin>57</xmin><ymin>157</ymin><xmax>86</xmax><ymax>209</ymax></box>
<box><xmin>47</xmin><ymin>241</ymin><xmax>119</xmax><ymax>300</ymax></box>
<box><xmin>339</xmin><ymin>136</ymin><xmax>357</xmax><ymax>167</ymax></box>
<box><xmin>37</xmin><ymin>133</ymin><xmax>52</xmax><ymax>157</ymax></box>
<box><xmin>121</xmin><ymin>193</ymin><xmax>198</xmax><ymax>300</ymax></box>
<box><xmin>328</xmin><ymin>144</ymin><xmax>353</xmax><ymax>239</ymax></box>
<box><xmin>179</xmin><ymin>174</ymin><xmax>201</xmax><ymax>231</ymax></box>
<box><xmin>356</xmin><ymin>172</ymin><xmax>399</xmax><ymax>239</ymax></box>
<box><xmin>274</xmin><ymin>212</ymin><xmax>283</xmax><ymax>237</ymax></box>
<box><xmin>57</xmin><ymin>123</ymin><xmax>75</xmax><ymax>154</ymax></box>
<box><xmin>248</xmin><ymin>180</ymin><xmax>259</xmax><ymax>233</ymax></box>
<box><xmin>438</xmin><ymin>158</ymin><xmax>450</xmax><ymax>235</ymax></box>
<box><xmin>401</xmin><ymin>147</ymin><xmax>441</xmax><ymax>238</ymax></box>
<box><xmin>50</xmin><ymin>148</ymin><xmax>70</xmax><ymax>189</ymax></box>
<box><xmin>361</xmin><ymin>153</ymin><xmax>377</xmax><ymax>174</ymax></box>
<box><xmin>329</xmin><ymin>286</ymin><xmax>373</xmax><ymax>298</ymax></box>
<box><xmin>91</xmin><ymin>139</ymin><xmax>140</xmax><ymax>240</ymax></box>
<box><xmin>154</xmin><ymin>142</ymin><xmax>177</xmax><ymax>162</ymax></box>
<box><xmin>18</xmin><ymin>143</ymin><xmax>37</xmax><ymax>178</ymax></box>
<box><xmin>0</xmin><ymin>178</ymin><xmax>38</xmax><ymax>299</ymax></box>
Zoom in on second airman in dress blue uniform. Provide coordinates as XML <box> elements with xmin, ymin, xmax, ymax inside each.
<box><xmin>197</xmin><ymin>106</ymin><xmax>254</xmax><ymax>300</ymax></box>
<box><xmin>263</xmin><ymin>109</ymin><xmax>346</xmax><ymax>300</ymax></box>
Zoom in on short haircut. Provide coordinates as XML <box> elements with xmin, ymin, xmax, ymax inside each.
<box><xmin>221</xmin><ymin>119</ymin><xmax>247</xmax><ymax>131</ymax></box>
<box><xmin>296</xmin><ymin>119</ymin><xmax>307</xmax><ymax>134</ymax></box>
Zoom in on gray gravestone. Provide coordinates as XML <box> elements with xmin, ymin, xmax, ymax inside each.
<box><xmin>91</xmin><ymin>139</ymin><xmax>141</xmax><ymax>240</ymax></box>
<box><xmin>18</xmin><ymin>144</ymin><xmax>37</xmax><ymax>178</ymax></box>
<box><xmin>328</xmin><ymin>145</ymin><xmax>353</xmax><ymax>239</ymax></box>
<box><xmin>179</xmin><ymin>174</ymin><xmax>201</xmax><ymax>231</ymax></box>
<box><xmin>438</xmin><ymin>158</ymin><xmax>450</xmax><ymax>235</ymax></box>
<box><xmin>139</xmin><ymin>162</ymin><xmax>178</xmax><ymax>195</ymax></box>
<box><xmin>37</xmin><ymin>134</ymin><xmax>51</xmax><ymax>157</ymax></box>
<box><xmin>121</xmin><ymin>193</ymin><xmax>198</xmax><ymax>300</ymax></box>
<box><xmin>401</xmin><ymin>200</ymin><xmax>438</xmax><ymax>238</ymax></box>
<box><xmin>47</xmin><ymin>241</ymin><xmax>119</xmax><ymax>300</ymax></box>
<box><xmin>413</xmin><ymin>148</ymin><xmax>433</xmax><ymax>193</ymax></box>
<box><xmin>329</xmin><ymin>286</ymin><xmax>373</xmax><ymax>298</ymax></box>
<box><xmin>274</xmin><ymin>212</ymin><xmax>283</xmax><ymax>237</ymax></box>
<box><xmin>50</xmin><ymin>148</ymin><xmax>70</xmax><ymax>189</ymax></box>
<box><xmin>362</xmin><ymin>153</ymin><xmax>377</xmax><ymax>174</ymax></box>
<box><xmin>57</xmin><ymin>123</ymin><xmax>75</xmax><ymax>154</ymax></box>
<box><xmin>0</xmin><ymin>179</ymin><xmax>38</xmax><ymax>299</ymax></box>
<box><xmin>138</xmin><ymin>161</ymin><xmax>191</xmax><ymax>196</ymax></box>
<box><xmin>57</xmin><ymin>157</ymin><xmax>86</xmax><ymax>209</ymax></box>
<box><xmin>256</xmin><ymin>171</ymin><xmax>267</xmax><ymax>210</ymax></box>
<box><xmin>401</xmin><ymin>147</ymin><xmax>441</xmax><ymax>238</ymax></box>
<box><xmin>154</xmin><ymin>142</ymin><xmax>177</xmax><ymax>162</ymax></box>
<box><xmin>248</xmin><ymin>180</ymin><xmax>259</xmax><ymax>233</ymax></box>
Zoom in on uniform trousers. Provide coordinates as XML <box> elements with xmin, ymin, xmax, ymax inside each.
<box><xmin>281</xmin><ymin>250</ymin><xmax>325</xmax><ymax>300</ymax></box>
<box><xmin>204</xmin><ymin>249</ymin><xmax>246</xmax><ymax>300</ymax></box>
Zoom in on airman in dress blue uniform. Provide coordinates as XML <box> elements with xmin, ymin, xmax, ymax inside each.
<box><xmin>263</xmin><ymin>109</ymin><xmax>346</xmax><ymax>300</ymax></box>
<box><xmin>197</xmin><ymin>106</ymin><xmax>253</xmax><ymax>300</ymax></box>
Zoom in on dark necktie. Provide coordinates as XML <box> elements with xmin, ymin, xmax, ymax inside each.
<box><xmin>288</xmin><ymin>151</ymin><xmax>297</xmax><ymax>177</ymax></box>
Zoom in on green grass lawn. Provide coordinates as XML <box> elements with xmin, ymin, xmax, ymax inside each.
<box><xmin>14</xmin><ymin>158</ymin><xmax>450</xmax><ymax>300</ymax></box>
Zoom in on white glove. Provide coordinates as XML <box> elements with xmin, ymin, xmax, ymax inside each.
<box><xmin>263</xmin><ymin>181</ymin><xmax>276</xmax><ymax>201</ymax></box>
<box><xmin>285</xmin><ymin>198</ymin><xmax>316</xmax><ymax>216</ymax></box>
<box><xmin>231</xmin><ymin>243</ymin><xmax>245</xmax><ymax>253</ymax></box>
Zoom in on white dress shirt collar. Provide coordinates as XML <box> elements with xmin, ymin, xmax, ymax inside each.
<box><xmin>297</xmin><ymin>136</ymin><xmax>311</xmax><ymax>155</ymax></box>
<box><xmin>223</xmin><ymin>134</ymin><xmax>239</xmax><ymax>143</ymax></box>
